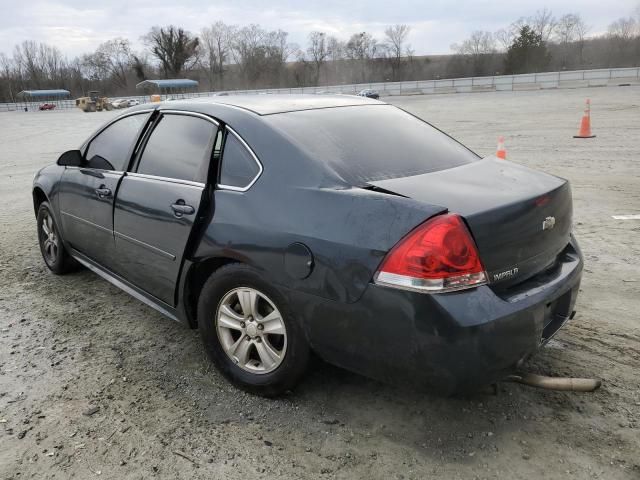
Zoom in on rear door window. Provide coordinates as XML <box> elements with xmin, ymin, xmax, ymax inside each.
<box><xmin>85</xmin><ymin>113</ymin><xmax>150</xmax><ymax>171</ymax></box>
<box><xmin>136</xmin><ymin>114</ymin><xmax>217</xmax><ymax>183</ymax></box>
<box><xmin>218</xmin><ymin>129</ymin><xmax>261</xmax><ymax>189</ymax></box>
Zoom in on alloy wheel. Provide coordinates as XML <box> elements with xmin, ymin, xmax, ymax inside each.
<box><xmin>215</xmin><ymin>287</ymin><xmax>287</xmax><ymax>374</ymax></box>
<box><xmin>40</xmin><ymin>211</ymin><xmax>59</xmax><ymax>264</ymax></box>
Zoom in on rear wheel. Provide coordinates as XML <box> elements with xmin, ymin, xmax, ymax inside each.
<box><xmin>198</xmin><ymin>264</ymin><xmax>309</xmax><ymax>396</ymax></box>
<box><xmin>37</xmin><ymin>201</ymin><xmax>76</xmax><ymax>274</ymax></box>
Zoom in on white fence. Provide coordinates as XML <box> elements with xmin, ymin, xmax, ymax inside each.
<box><xmin>2</xmin><ymin>66</ymin><xmax>638</xmax><ymax>112</ymax></box>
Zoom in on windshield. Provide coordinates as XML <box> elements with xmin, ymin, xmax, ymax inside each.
<box><xmin>266</xmin><ymin>104</ymin><xmax>479</xmax><ymax>184</ymax></box>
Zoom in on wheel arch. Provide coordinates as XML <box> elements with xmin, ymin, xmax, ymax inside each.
<box><xmin>183</xmin><ymin>256</ymin><xmax>241</xmax><ymax>328</ymax></box>
<box><xmin>32</xmin><ymin>186</ymin><xmax>48</xmax><ymax>217</ymax></box>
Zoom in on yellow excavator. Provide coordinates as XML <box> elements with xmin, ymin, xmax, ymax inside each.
<box><xmin>76</xmin><ymin>91</ymin><xmax>112</xmax><ymax>112</ymax></box>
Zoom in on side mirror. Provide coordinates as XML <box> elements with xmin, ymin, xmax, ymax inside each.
<box><xmin>56</xmin><ymin>150</ymin><xmax>83</xmax><ymax>167</ymax></box>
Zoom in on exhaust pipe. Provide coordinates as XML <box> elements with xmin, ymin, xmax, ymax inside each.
<box><xmin>506</xmin><ymin>373</ymin><xmax>601</xmax><ymax>392</ymax></box>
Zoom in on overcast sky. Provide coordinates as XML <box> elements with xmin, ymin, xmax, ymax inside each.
<box><xmin>0</xmin><ymin>0</ymin><xmax>637</xmax><ymax>58</ymax></box>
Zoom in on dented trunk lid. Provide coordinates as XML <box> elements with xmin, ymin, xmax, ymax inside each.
<box><xmin>368</xmin><ymin>158</ymin><xmax>573</xmax><ymax>288</ymax></box>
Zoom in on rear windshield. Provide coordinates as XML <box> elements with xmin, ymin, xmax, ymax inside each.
<box><xmin>266</xmin><ymin>104</ymin><xmax>478</xmax><ymax>184</ymax></box>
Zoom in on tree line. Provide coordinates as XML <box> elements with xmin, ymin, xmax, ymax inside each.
<box><xmin>447</xmin><ymin>8</ymin><xmax>640</xmax><ymax>78</ymax></box>
<box><xmin>0</xmin><ymin>6</ymin><xmax>639</xmax><ymax>102</ymax></box>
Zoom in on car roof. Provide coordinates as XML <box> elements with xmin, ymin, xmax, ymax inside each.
<box><xmin>121</xmin><ymin>94</ymin><xmax>392</xmax><ymax>188</ymax></box>
<box><xmin>163</xmin><ymin>94</ymin><xmax>384</xmax><ymax>116</ymax></box>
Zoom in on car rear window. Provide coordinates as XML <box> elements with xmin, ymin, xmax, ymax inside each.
<box><xmin>266</xmin><ymin>105</ymin><xmax>478</xmax><ymax>184</ymax></box>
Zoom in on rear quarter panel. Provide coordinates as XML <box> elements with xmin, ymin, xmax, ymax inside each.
<box><xmin>193</xmin><ymin>185</ymin><xmax>445</xmax><ymax>303</ymax></box>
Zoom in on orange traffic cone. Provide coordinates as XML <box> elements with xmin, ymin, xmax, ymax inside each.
<box><xmin>574</xmin><ymin>99</ymin><xmax>596</xmax><ymax>138</ymax></box>
<box><xmin>496</xmin><ymin>136</ymin><xmax>507</xmax><ymax>159</ymax></box>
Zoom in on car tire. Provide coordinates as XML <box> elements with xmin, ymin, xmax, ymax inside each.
<box><xmin>198</xmin><ymin>263</ymin><xmax>310</xmax><ymax>397</ymax></box>
<box><xmin>37</xmin><ymin>201</ymin><xmax>76</xmax><ymax>274</ymax></box>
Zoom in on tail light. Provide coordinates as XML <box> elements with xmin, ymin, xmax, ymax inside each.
<box><xmin>374</xmin><ymin>213</ymin><xmax>487</xmax><ymax>293</ymax></box>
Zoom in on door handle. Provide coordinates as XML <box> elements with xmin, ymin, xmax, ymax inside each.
<box><xmin>171</xmin><ymin>201</ymin><xmax>195</xmax><ymax>217</ymax></box>
<box><xmin>95</xmin><ymin>186</ymin><xmax>112</xmax><ymax>198</ymax></box>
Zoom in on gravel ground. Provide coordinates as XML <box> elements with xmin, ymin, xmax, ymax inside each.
<box><xmin>1</xmin><ymin>86</ymin><xmax>639</xmax><ymax>480</ymax></box>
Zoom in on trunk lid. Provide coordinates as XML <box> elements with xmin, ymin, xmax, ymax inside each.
<box><xmin>369</xmin><ymin>158</ymin><xmax>572</xmax><ymax>288</ymax></box>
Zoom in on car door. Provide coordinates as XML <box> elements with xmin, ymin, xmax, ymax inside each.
<box><xmin>58</xmin><ymin>112</ymin><xmax>152</xmax><ymax>267</ymax></box>
<box><xmin>112</xmin><ymin>112</ymin><xmax>219</xmax><ymax>306</ymax></box>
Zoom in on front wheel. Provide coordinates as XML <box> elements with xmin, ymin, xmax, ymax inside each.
<box><xmin>198</xmin><ymin>264</ymin><xmax>309</xmax><ymax>396</ymax></box>
<box><xmin>37</xmin><ymin>201</ymin><xmax>76</xmax><ymax>274</ymax></box>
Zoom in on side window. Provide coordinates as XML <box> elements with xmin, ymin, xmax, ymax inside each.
<box><xmin>219</xmin><ymin>129</ymin><xmax>261</xmax><ymax>189</ymax></box>
<box><xmin>85</xmin><ymin>113</ymin><xmax>149</xmax><ymax>171</ymax></box>
<box><xmin>137</xmin><ymin>114</ymin><xmax>216</xmax><ymax>183</ymax></box>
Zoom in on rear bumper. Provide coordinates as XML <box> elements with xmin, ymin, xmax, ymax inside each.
<box><xmin>291</xmin><ymin>236</ymin><xmax>583</xmax><ymax>394</ymax></box>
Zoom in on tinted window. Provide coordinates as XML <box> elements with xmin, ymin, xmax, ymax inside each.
<box><xmin>219</xmin><ymin>130</ymin><xmax>260</xmax><ymax>188</ymax></box>
<box><xmin>266</xmin><ymin>105</ymin><xmax>479</xmax><ymax>184</ymax></box>
<box><xmin>137</xmin><ymin>114</ymin><xmax>216</xmax><ymax>182</ymax></box>
<box><xmin>85</xmin><ymin>114</ymin><xmax>149</xmax><ymax>171</ymax></box>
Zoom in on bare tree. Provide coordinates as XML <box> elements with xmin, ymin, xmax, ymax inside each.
<box><xmin>345</xmin><ymin>32</ymin><xmax>378</xmax><ymax>60</ymax></box>
<box><xmin>555</xmin><ymin>14</ymin><xmax>580</xmax><ymax>44</ymax></box>
<box><xmin>495</xmin><ymin>17</ymin><xmax>527</xmax><ymax>51</ymax></box>
<box><xmin>453</xmin><ymin>31</ymin><xmax>496</xmax><ymax>55</ymax></box>
<box><xmin>494</xmin><ymin>28</ymin><xmax>513</xmax><ymax>51</ymax></box>
<box><xmin>451</xmin><ymin>31</ymin><xmax>496</xmax><ymax>76</ymax></box>
<box><xmin>292</xmin><ymin>48</ymin><xmax>312</xmax><ymax>87</ymax></box>
<box><xmin>232</xmin><ymin>24</ymin><xmax>265</xmax><ymax>86</ymax></box>
<box><xmin>264</xmin><ymin>29</ymin><xmax>295</xmax><ymax>85</ymax></box>
<box><xmin>144</xmin><ymin>26</ymin><xmax>200</xmax><ymax>78</ymax></box>
<box><xmin>12</xmin><ymin>41</ymin><xmax>66</xmax><ymax>89</ymax></box>
<box><xmin>607</xmin><ymin>16</ymin><xmax>638</xmax><ymax>63</ymax></box>
<box><xmin>82</xmin><ymin>39</ymin><xmax>132</xmax><ymax>89</ymax></box>
<box><xmin>574</xmin><ymin>16</ymin><xmax>591</xmax><ymax>64</ymax></box>
<box><xmin>231</xmin><ymin>25</ymin><xmax>293</xmax><ymax>87</ymax></box>
<box><xmin>0</xmin><ymin>52</ymin><xmax>16</xmax><ymax>101</ymax></box>
<box><xmin>13</xmin><ymin>41</ymin><xmax>44</xmax><ymax>87</ymax></box>
<box><xmin>555</xmin><ymin>14</ymin><xmax>581</xmax><ymax>67</ymax></box>
<box><xmin>345</xmin><ymin>32</ymin><xmax>379</xmax><ymax>82</ymax></box>
<box><xmin>40</xmin><ymin>43</ymin><xmax>65</xmax><ymax>85</ymax></box>
<box><xmin>531</xmin><ymin>8</ymin><xmax>557</xmax><ymax>42</ymax></box>
<box><xmin>384</xmin><ymin>24</ymin><xmax>411</xmax><ymax>80</ymax></box>
<box><xmin>608</xmin><ymin>16</ymin><xmax>637</xmax><ymax>40</ymax></box>
<box><xmin>327</xmin><ymin>36</ymin><xmax>344</xmax><ymax>62</ymax></box>
<box><xmin>307</xmin><ymin>31</ymin><xmax>329</xmax><ymax>85</ymax></box>
<box><xmin>326</xmin><ymin>36</ymin><xmax>344</xmax><ymax>83</ymax></box>
<box><xmin>267</xmin><ymin>29</ymin><xmax>295</xmax><ymax>64</ymax></box>
<box><xmin>201</xmin><ymin>22</ymin><xmax>235</xmax><ymax>89</ymax></box>
<box><xmin>62</xmin><ymin>56</ymin><xmax>83</xmax><ymax>94</ymax></box>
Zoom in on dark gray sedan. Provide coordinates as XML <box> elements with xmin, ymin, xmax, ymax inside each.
<box><xmin>357</xmin><ymin>89</ymin><xmax>380</xmax><ymax>99</ymax></box>
<box><xmin>32</xmin><ymin>95</ymin><xmax>583</xmax><ymax>396</ymax></box>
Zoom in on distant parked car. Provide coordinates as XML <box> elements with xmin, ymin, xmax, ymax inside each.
<box><xmin>127</xmin><ymin>99</ymin><xmax>140</xmax><ymax>107</ymax></box>
<box><xmin>110</xmin><ymin>99</ymin><xmax>129</xmax><ymax>109</ymax></box>
<box><xmin>39</xmin><ymin>103</ymin><xmax>56</xmax><ymax>111</ymax></box>
<box><xmin>357</xmin><ymin>89</ymin><xmax>379</xmax><ymax>99</ymax></box>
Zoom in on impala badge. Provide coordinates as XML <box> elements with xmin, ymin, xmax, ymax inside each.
<box><xmin>493</xmin><ymin>267</ymin><xmax>519</xmax><ymax>282</ymax></box>
<box><xmin>542</xmin><ymin>216</ymin><xmax>556</xmax><ymax>231</ymax></box>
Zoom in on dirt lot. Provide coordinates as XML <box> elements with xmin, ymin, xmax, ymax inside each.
<box><xmin>1</xmin><ymin>86</ymin><xmax>639</xmax><ymax>480</ymax></box>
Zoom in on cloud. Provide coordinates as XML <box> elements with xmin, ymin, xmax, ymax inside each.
<box><xmin>0</xmin><ymin>0</ymin><xmax>636</xmax><ymax>57</ymax></box>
